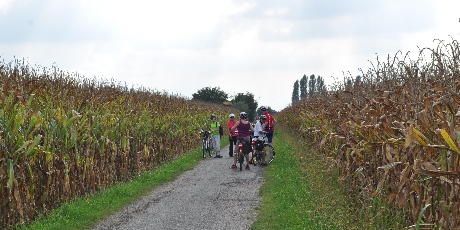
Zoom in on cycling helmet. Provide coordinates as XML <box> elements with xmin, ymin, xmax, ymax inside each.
<box><xmin>229</xmin><ymin>113</ymin><xmax>235</xmax><ymax>118</ymax></box>
<box><xmin>260</xmin><ymin>106</ymin><xmax>268</xmax><ymax>111</ymax></box>
<box><xmin>239</xmin><ymin>112</ymin><xmax>248</xmax><ymax>119</ymax></box>
<box><xmin>260</xmin><ymin>114</ymin><xmax>267</xmax><ymax>119</ymax></box>
<box><xmin>210</xmin><ymin>114</ymin><xmax>216</xmax><ymax>119</ymax></box>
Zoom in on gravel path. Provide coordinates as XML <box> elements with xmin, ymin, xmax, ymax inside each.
<box><xmin>92</xmin><ymin>145</ymin><xmax>265</xmax><ymax>230</ymax></box>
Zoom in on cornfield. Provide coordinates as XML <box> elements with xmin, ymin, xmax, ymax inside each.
<box><xmin>279</xmin><ymin>38</ymin><xmax>460</xmax><ymax>229</ymax></box>
<box><xmin>0</xmin><ymin>59</ymin><xmax>235</xmax><ymax>228</ymax></box>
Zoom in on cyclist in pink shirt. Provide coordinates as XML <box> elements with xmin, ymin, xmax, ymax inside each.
<box><xmin>227</xmin><ymin>113</ymin><xmax>238</xmax><ymax>157</ymax></box>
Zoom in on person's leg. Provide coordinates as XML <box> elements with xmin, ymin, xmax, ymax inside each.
<box><xmin>245</xmin><ymin>152</ymin><xmax>250</xmax><ymax>167</ymax></box>
<box><xmin>214</xmin><ymin>135</ymin><xmax>221</xmax><ymax>158</ymax></box>
<box><xmin>243</xmin><ymin>136</ymin><xmax>251</xmax><ymax>169</ymax></box>
<box><xmin>266</xmin><ymin>131</ymin><xmax>274</xmax><ymax>159</ymax></box>
<box><xmin>260</xmin><ymin>140</ymin><xmax>266</xmax><ymax>164</ymax></box>
<box><xmin>229</xmin><ymin>136</ymin><xmax>233</xmax><ymax>156</ymax></box>
<box><xmin>230</xmin><ymin>139</ymin><xmax>240</xmax><ymax>168</ymax></box>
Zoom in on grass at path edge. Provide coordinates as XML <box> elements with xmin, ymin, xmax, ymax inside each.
<box><xmin>251</xmin><ymin>127</ymin><xmax>341</xmax><ymax>229</ymax></box>
<box><xmin>251</xmin><ymin>126</ymin><xmax>405</xmax><ymax>229</ymax></box>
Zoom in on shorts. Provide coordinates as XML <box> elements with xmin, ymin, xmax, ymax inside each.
<box><xmin>212</xmin><ymin>135</ymin><xmax>220</xmax><ymax>152</ymax></box>
<box><xmin>265</xmin><ymin>130</ymin><xmax>274</xmax><ymax>143</ymax></box>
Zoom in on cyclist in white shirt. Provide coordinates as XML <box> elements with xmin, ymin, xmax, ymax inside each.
<box><xmin>253</xmin><ymin>115</ymin><xmax>266</xmax><ymax>140</ymax></box>
<box><xmin>253</xmin><ymin>115</ymin><xmax>267</xmax><ymax>165</ymax></box>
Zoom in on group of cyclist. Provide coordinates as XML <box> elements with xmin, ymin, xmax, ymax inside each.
<box><xmin>207</xmin><ymin>106</ymin><xmax>276</xmax><ymax>170</ymax></box>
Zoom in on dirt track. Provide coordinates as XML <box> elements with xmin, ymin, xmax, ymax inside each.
<box><xmin>92</xmin><ymin>145</ymin><xmax>265</xmax><ymax>230</ymax></box>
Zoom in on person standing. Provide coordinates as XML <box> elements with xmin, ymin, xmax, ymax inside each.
<box><xmin>210</xmin><ymin>114</ymin><xmax>223</xmax><ymax>158</ymax></box>
<box><xmin>261</xmin><ymin>106</ymin><xmax>276</xmax><ymax>160</ymax></box>
<box><xmin>253</xmin><ymin>114</ymin><xmax>268</xmax><ymax>165</ymax></box>
<box><xmin>229</xmin><ymin>112</ymin><xmax>254</xmax><ymax>170</ymax></box>
<box><xmin>227</xmin><ymin>113</ymin><xmax>238</xmax><ymax>157</ymax></box>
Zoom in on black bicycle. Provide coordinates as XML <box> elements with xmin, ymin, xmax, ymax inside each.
<box><xmin>237</xmin><ymin>137</ymin><xmax>251</xmax><ymax>171</ymax></box>
<box><xmin>200</xmin><ymin>130</ymin><xmax>213</xmax><ymax>158</ymax></box>
<box><xmin>251</xmin><ymin>135</ymin><xmax>275</xmax><ymax>165</ymax></box>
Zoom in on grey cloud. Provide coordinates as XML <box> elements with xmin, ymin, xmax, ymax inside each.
<box><xmin>237</xmin><ymin>0</ymin><xmax>435</xmax><ymax>42</ymax></box>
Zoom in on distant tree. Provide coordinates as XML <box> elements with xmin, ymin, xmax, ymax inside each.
<box><xmin>308</xmin><ymin>74</ymin><xmax>316</xmax><ymax>97</ymax></box>
<box><xmin>231</xmin><ymin>101</ymin><xmax>249</xmax><ymax>113</ymax></box>
<box><xmin>292</xmin><ymin>80</ymin><xmax>299</xmax><ymax>103</ymax></box>
<box><xmin>192</xmin><ymin>87</ymin><xmax>228</xmax><ymax>104</ymax></box>
<box><xmin>232</xmin><ymin>92</ymin><xmax>258</xmax><ymax>121</ymax></box>
<box><xmin>345</xmin><ymin>78</ymin><xmax>353</xmax><ymax>90</ymax></box>
<box><xmin>354</xmin><ymin>75</ymin><xmax>362</xmax><ymax>88</ymax></box>
<box><xmin>316</xmin><ymin>75</ymin><xmax>325</xmax><ymax>94</ymax></box>
<box><xmin>299</xmin><ymin>74</ymin><xmax>307</xmax><ymax>99</ymax></box>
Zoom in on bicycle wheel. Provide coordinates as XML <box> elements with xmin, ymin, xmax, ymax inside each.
<box><xmin>202</xmin><ymin>140</ymin><xmax>207</xmax><ymax>158</ymax></box>
<box><xmin>238</xmin><ymin>148</ymin><xmax>244</xmax><ymax>171</ymax></box>
<box><xmin>264</xmin><ymin>143</ymin><xmax>275</xmax><ymax>164</ymax></box>
<box><xmin>254</xmin><ymin>150</ymin><xmax>262</xmax><ymax>165</ymax></box>
<box><xmin>208</xmin><ymin>138</ymin><xmax>214</xmax><ymax>157</ymax></box>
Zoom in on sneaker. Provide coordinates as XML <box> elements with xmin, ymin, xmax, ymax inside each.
<box><xmin>230</xmin><ymin>164</ymin><xmax>237</xmax><ymax>169</ymax></box>
<box><xmin>245</xmin><ymin>165</ymin><xmax>250</xmax><ymax>170</ymax></box>
<box><xmin>214</xmin><ymin>155</ymin><xmax>222</xmax><ymax>158</ymax></box>
<box><xmin>229</xmin><ymin>154</ymin><xmax>233</xmax><ymax>157</ymax></box>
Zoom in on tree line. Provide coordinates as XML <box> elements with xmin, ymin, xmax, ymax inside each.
<box><xmin>191</xmin><ymin>86</ymin><xmax>277</xmax><ymax>122</ymax></box>
<box><xmin>291</xmin><ymin>74</ymin><xmax>363</xmax><ymax>103</ymax></box>
<box><xmin>291</xmin><ymin>74</ymin><xmax>326</xmax><ymax>103</ymax></box>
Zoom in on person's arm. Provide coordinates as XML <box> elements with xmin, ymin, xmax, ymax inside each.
<box><xmin>230</xmin><ymin>121</ymin><xmax>240</xmax><ymax>132</ymax></box>
<box><xmin>227</xmin><ymin>122</ymin><xmax>232</xmax><ymax>133</ymax></box>
<box><xmin>249</xmin><ymin>123</ymin><xmax>254</xmax><ymax>133</ymax></box>
<box><xmin>259</xmin><ymin>123</ymin><xmax>266</xmax><ymax>134</ymax></box>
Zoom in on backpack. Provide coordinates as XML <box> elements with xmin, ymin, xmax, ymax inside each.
<box><xmin>218</xmin><ymin>123</ymin><xmax>224</xmax><ymax>137</ymax></box>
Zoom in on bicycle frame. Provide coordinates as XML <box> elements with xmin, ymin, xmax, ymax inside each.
<box><xmin>200</xmin><ymin>130</ymin><xmax>213</xmax><ymax>158</ymax></box>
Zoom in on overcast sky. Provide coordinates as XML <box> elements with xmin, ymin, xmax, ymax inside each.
<box><xmin>1</xmin><ymin>0</ymin><xmax>459</xmax><ymax>111</ymax></box>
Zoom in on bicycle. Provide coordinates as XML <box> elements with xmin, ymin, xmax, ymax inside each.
<box><xmin>200</xmin><ymin>130</ymin><xmax>214</xmax><ymax>158</ymax></box>
<box><xmin>237</xmin><ymin>137</ymin><xmax>251</xmax><ymax>171</ymax></box>
<box><xmin>251</xmin><ymin>134</ymin><xmax>275</xmax><ymax>165</ymax></box>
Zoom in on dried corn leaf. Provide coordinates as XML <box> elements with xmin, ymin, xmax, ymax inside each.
<box><xmin>413</xmin><ymin>126</ymin><xmax>429</xmax><ymax>147</ymax></box>
<box><xmin>438</xmin><ymin>129</ymin><xmax>460</xmax><ymax>155</ymax></box>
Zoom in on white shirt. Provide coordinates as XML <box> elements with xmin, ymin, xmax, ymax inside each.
<box><xmin>253</xmin><ymin>121</ymin><xmax>265</xmax><ymax>141</ymax></box>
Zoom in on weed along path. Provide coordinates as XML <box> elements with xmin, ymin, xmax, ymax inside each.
<box><xmin>92</xmin><ymin>145</ymin><xmax>264</xmax><ymax>230</ymax></box>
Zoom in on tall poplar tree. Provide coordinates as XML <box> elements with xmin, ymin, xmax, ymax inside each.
<box><xmin>308</xmin><ymin>74</ymin><xmax>316</xmax><ymax>97</ymax></box>
<box><xmin>299</xmin><ymin>74</ymin><xmax>307</xmax><ymax>99</ymax></box>
<box><xmin>292</xmin><ymin>80</ymin><xmax>299</xmax><ymax>103</ymax></box>
<box><xmin>316</xmin><ymin>75</ymin><xmax>325</xmax><ymax>94</ymax></box>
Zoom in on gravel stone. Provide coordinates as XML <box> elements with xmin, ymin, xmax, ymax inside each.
<box><xmin>92</xmin><ymin>145</ymin><xmax>265</xmax><ymax>230</ymax></box>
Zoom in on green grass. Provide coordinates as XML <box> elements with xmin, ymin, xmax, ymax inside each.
<box><xmin>20</xmin><ymin>138</ymin><xmax>229</xmax><ymax>230</ymax></box>
<box><xmin>251</xmin><ymin>127</ymin><xmax>341</xmax><ymax>230</ymax></box>
<box><xmin>251</xmin><ymin>126</ymin><xmax>405</xmax><ymax>229</ymax></box>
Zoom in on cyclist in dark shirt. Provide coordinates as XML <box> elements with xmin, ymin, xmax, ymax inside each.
<box><xmin>229</xmin><ymin>112</ymin><xmax>254</xmax><ymax>169</ymax></box>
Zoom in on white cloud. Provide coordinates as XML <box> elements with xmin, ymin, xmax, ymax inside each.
<box><xmin>0</xmin><ymin>0</ymin><xmax>15</xmax><ymax>14</ymax></box>
<box><xmin>1</xmin><ymin>0</ymin><xmax>460</xmax><ymax>111</ymax></box>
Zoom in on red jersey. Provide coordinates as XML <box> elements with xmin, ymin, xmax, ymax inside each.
<box><xmin>264</xmin><ymin>111</ymin><xmax>276</xmax><ymax>131</ymax></box>
<box><xmin>227</xmin><ymin>120</ymin><xmax>238</xmax><ymax>137</ymax></box>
